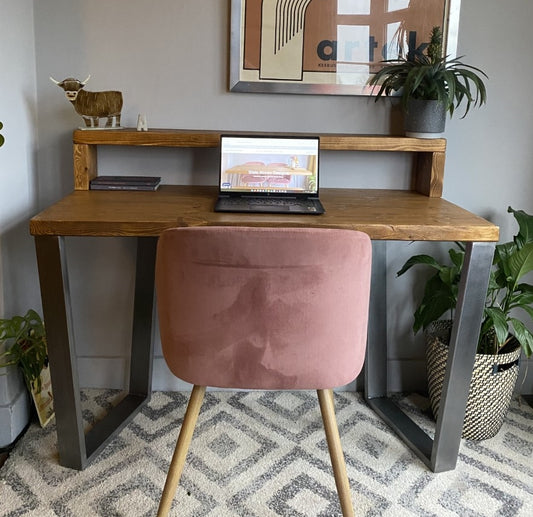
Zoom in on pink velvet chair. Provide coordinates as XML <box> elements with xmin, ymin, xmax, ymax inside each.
<box><xmin>155</xmin><ymin>226</ymin><xmax>372</xmax><ymax>517</ymax></box>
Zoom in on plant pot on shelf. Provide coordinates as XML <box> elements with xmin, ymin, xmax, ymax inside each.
<box><xmin>368</xmin><ymin>27</ymin><xmax>487</xmax><ymax>138</ymax></box>
<box><xmin>404</xmin><ymin>99</ymin><xmax>446</xmax><ymax>138</ymax></box>
<box><xmin>425</xmin><ymin>320</ymin><xmax>521</xmax><ymax>441</ymax></box>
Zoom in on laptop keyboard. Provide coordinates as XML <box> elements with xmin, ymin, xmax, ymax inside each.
<box><xmin>218</xmin><ymin>197</ymin><xmax>321</xmax><ymax>213</ymax></box>
<box><xmin>248</xmin><ymin>198</ymin><xmax>301</xmax><ymax>207</ymax></box>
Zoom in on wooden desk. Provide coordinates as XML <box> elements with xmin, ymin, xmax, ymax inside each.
<box><xmin>30</xmin><ymin>185</ymin><xmax>498</xmax><ymax>472</ymax></box>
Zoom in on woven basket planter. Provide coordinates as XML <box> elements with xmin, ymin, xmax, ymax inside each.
<box><xmin>425</xmin><ymin>320</ymin><xmax>521</xmax><ymax>440</ymax></box>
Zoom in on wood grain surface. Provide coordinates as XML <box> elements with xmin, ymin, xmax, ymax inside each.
<box><xmin>30</xmin><ymin>186</ymin><xmax>499</xmax><ymax>242</ymax></box>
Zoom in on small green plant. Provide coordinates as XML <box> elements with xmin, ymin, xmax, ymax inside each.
<box><xmin>369</xmin><ymin>26</ymin><xmax>488</xmax><ymax>118</ymax></box>
<box><xmin>0</xmin><ymin>310</ymin><xmax>48</xmax><ymax>391</ymax></box>
<box><xmin>397</xmin><ymin>207</ymin><xmax>533</xmax><ymax>357</ymax></box>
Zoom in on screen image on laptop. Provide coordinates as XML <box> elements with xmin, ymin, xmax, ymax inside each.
<box><xmin>215</xmin><ymin>135</ymin><xmax>324</xmax><ymax>214</ymax></box>
<box><xmin>220</xmin><ymin>135</ymin><xmax>319</xmax><ymax>194</ymax></box>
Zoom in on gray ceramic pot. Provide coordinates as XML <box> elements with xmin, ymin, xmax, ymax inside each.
<box><xmin>404</xmin><ymin>98</ymin><xmax>447</xmax><ymax>138</ymax></box>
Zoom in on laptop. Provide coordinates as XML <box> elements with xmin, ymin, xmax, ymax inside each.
<box><xmin>214</xmin><ymin>134</ymin><xmax>325</xmax><ymax>214</ymax></box>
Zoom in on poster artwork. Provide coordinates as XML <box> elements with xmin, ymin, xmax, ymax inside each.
<box><xmin>235</xmin><ymin>0</ymin><xmax>447</xmax><ymax>94</ymax></box>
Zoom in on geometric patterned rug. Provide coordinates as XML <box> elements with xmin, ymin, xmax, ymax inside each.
<box><xmin>1</xmin><ymin>390</ymin><xmax>532</xmax><ymax>516</ymax></box>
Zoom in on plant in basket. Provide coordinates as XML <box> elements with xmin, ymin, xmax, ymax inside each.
<box><xmin>0</xmin><ymin>309</ymin><xmax>54</xmax><ymax>427</ymax></box>
<box><xmin>397</xmin><ymin>206</ymin><xmax>533</xmax><ymax>439</ymax></box>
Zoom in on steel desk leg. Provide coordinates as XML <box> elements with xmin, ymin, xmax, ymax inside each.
<box><xmin>34</xmin><ymin>235</ymin><xmax>157</xmax><ymax>470</ymax></box>
<box><xmin>365</xmin><ymin>241</ymin><xmax>495</xmax><ymax>473</ymax></box>
<box><xmin>365</xmin><ymin>241</ymin><xmax>388</xmax><ymax>400</ymax></box>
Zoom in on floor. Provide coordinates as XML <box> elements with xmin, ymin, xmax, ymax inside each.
<box><xmin>2</xmin><ymin>390</ymin><xmax>533</xmax><ymax>517</ymax></box>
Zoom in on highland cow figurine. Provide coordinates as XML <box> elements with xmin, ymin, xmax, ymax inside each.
<box><xmin>50</xmin><ymin>75</ymin><xmax>123</xmax><ymax>128</ymax></box>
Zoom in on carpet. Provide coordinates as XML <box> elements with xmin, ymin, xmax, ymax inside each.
<box><xmin>1</xmin><ymin>390</ymin><xmax>532</xmax><ymax>516</ymax></box>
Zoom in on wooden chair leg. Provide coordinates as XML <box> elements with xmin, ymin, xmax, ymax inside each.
<box><xmin>317</xmin><ymin>389</ymin><xmax>354</xmax><ymax>517</ymax></box>
<box><xmin>157</xmin><ymin>385</ymin><xmax>206</xmax><ymax>517</ymax></box>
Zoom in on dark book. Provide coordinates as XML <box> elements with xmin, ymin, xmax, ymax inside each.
<box><xmin>90</xmin><ymin>183</ymin><xmax>161</xmax><ymax>191</ymax></box>
<box><xmin>90</xmin><ymin>175</ymin><xmax>161</xmax><ymax>191</ymax></box>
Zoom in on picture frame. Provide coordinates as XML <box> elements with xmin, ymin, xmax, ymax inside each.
<box><xmin>32</xmin><ymin>364</ymin><xmax>54</xmax><ymax>428</ymax></box>
<box><xmin>229</xmin><ymin>0</ymin><xmax>461</xmax><ymax>96</ymax></box>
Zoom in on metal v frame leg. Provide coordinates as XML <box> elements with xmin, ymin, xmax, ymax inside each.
<box><xmin>365</xmin><ymin>241</ymin><xmax>495</xmax><ymax>473</ymax></box>
<box><xmin>34</xmin><ymin>235</ymin><xmax>158</xmax><ymax>470</ymax></box>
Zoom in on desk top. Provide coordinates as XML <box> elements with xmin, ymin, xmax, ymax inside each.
<box><xmin>30</xmin><ymin>186</ymin><xmax>499</xmax><ymax>242</ymax></box>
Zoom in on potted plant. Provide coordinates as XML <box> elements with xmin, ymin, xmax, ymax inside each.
<box><xmin>368</xmin><ymin>26</ymin><xmax>488</xmax><ymax>137</ymax></box>
<box><xmin>0</xmin><ymin>310</ymin><xmax>54</xmax><ymax>427</ymax></box>
<box><xmin>397</xmin><ymin>207</ymin><xmax>533</xmax><ymax>439</ymax></box>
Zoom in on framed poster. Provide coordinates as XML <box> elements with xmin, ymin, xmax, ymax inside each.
<box><xmin>230</xmin><ymin>0</ymin><xmax>461</xmax><ymax>95</ymax></box>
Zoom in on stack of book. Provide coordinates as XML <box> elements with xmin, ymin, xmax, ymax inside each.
<box><xmin>90</xmin><ymin>176</ymin><xmax>161</xmax><ymax>191</ymax></box>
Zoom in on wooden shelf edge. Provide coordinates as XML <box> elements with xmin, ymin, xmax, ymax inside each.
<box><xmin>73</xmin><ymin>128</ymin><xmax>446</xmax><ymax>152</ymax></box>
<box><xmin>320</xmin><ymin>135</ymin><xmax>446</xmax><ymax>152</ymax></box>
<box><xmin>73</xmin><ymin>128</ymin><xmax>220</xmax><ymax>148</ymax></box>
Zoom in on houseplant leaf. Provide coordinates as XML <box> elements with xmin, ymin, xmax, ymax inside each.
<box><xmin>396</xmin><ymin>254</ymin><xmax>445</xmax><ymax>276</ymax></box>
<box><xmin>512</xmin><ymin>286</ymin><xmax>533</xmax><ymax>330</ymax></box>
<box><xmin>0</xmin><ymin>309</ymin><xmax>48</xmax><ymax>392</ymax></box>
<box><xmin>509</xmin><ymin>206</ymin><xmax>533</xmax><ymax>246</ymax></box>
<box><xmin>510</xmin><ymin>318</ymin><xmax>533</xmax><ymax>357</ymax></box>
<box><xmin>508</xmin><ymin>284</ymin><xmax>533</xmax><ymax>309</ymax></box>
<box><xmin>448</xmin><ymin>246</ymin><xmax>465</xmax><ymax>267</ymax></box>
<box><xmin>482</xmin><ymin>307</ymin><xmax>509</xmax><ymax>352</ymax></box>
<box><xmin>507</xmin><ymin>243</ymin><xmax>533</xmax><ymax>287</ymax></box>
<box><xmin>413</xmin><ymin>272</ymin><xmax>457</xmax><ymax>333</ymax></box>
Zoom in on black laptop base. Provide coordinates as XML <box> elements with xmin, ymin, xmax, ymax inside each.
<box><xmin>215</xmin><ymin>196</ymin><xmax>325</xmax><ymax>215</ymax></box>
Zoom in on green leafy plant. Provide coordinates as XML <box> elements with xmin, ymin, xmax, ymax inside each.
<box><xmin>397</xmin><ymin>207</ymin><xmax>533</xmax><ymax>357</ymax></box>
<box><xmin>369</xmin><ymin>26</ymin><xmax>488</xmax><ymax>118</ymax></box>
<box><xmin>0</xmin><ymin>309</ymin><xmax>48</xmax><ymax>392</ymax></box>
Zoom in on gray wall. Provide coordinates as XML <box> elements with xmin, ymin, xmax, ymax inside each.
<box><xmin>0</xmin><ymin>0</ymin><xmax>38</xmax><ymax>444</ymax></box>
<box><xmin>0</xmin><ymin>1</ymin><xmax>38</xmax><ymax>319</ymax></box>
<box><xmin>2</xmin><ymin>1</ymin><xmax>532</xmax><ymax>392</ymax></box>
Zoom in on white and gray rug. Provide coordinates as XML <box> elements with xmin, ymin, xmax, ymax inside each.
<box><xmin>1</xmin><ymin>390</ymin><xmax>532</xmax><ymax>516</ymax></box>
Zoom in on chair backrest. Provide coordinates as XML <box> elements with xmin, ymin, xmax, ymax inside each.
<box><xmin>155</xmin><ymin>226</ymin><xmax>372</xmax><ymax>390</ymax></box>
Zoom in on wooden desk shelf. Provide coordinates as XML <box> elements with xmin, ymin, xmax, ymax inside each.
<box><xmin>72</xmin><ymin>129</ymin><xmax>446</xmax><ymax>197</ymax></box>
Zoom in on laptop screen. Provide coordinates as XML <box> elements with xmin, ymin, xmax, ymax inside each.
<box><xmin>219</xmin><ymin>135</ymin><xmax>319</xmax><ymax>195</ymax></box>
